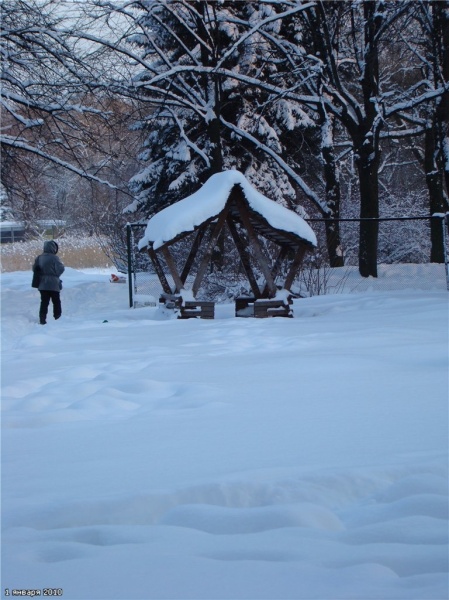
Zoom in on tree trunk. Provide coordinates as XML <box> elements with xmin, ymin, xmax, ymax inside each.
<box><xmin>197</xmin><ymin>0</ymin><xmax>225</xmax><ymax>272</ymax></box>
<box><xmin>207</xmin><ymin>112</ymin><xmax>225</xmax><ymax>272</ymax></box>
<box><xmin>425</xmin><ymin>1</ymin><xmax>449</xmax><ymax>262</ymax></box>
<box><xmin>354</xmin><ymin>1</ymin><xmax>384</xmax><ymax>278</ymax></box>
<box><xmin>324</xmin><ymin>219</ymin><xmax>344</xmax><ymax>267</ymax></box>
<box><xmin>321</xmin><ymin>144</ymin><xmax>344</xmax><ymax>267</ymax></box>
<box><xmin>320</xmin><ymin>110</ymin><xmax>344</xmax><ymax>267</ymax></box>
<box><xmin>425</xmin><ymin>124</ymin><xmax>446</xmax><ymax>262</ymax></box>
<box><xmin>433</xmin><ymin>0</ymin><xmax>449</xmax><ymax>197</ymax></box>
<box><xmin>357</xmin><ymin>148</ymin><xmax>380</xmax><ymax>277</ymax></box>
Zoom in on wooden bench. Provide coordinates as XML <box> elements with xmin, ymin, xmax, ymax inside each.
<box><xmin>179</xmin><ymin>301</ymin><xmax>215</xmax><ymax>319</ymax></box>
<box><xmin>253</xmin><ymin>299</ymin><xmax>293</xmax><ymax>318</ymax></box>
<box><xmin>159</xmin><ymin>293</ymin><xmax>181</xmax><ymax>309</ymax></box>
<box><xmin>235</xmin><ymin>296</ymin><xmax>256</xmax><ymax>317</ymax></box>
<box><xmin>159</xmin><ymin>294</ymin><xmax>215</xmax><ymax>319</ymax></box>
<box><xmin>236</xmin><ymin>295</ymin><xmax>293</xmax><ymax>318</ymax></box>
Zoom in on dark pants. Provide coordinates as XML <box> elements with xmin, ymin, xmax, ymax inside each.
<box><xmin>39</xmin><ymin>290</ymin><xmax>62</xmax><ymax>323</ymax></box>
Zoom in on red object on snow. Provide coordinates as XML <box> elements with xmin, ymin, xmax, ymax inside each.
<box><xmin>110</xmin><ymin>274</ymin><xmax>126</xmax><ymax>283</ymax></box>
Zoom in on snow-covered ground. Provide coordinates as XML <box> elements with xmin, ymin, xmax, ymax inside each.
<box><xmin>1</xmin><ymin>266</ymin><xmax>448</xmax><ymax>600</ymax></box>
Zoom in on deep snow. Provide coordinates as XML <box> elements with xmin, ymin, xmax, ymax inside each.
<box><xmin>1</xmin><ymin>266</ymin><xmax>448</xmax><ymax>600</ymax></box>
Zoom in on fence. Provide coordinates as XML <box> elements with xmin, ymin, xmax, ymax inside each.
<box><xmin>126</xmin><ymin>215</ymin><xmax>449</xmax><ymax>307</ymax></box>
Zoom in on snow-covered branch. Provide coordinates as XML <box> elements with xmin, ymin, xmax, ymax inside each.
<box><xmin>1</xmin><ymin>135</ymin><xmax>125</xmax><ymax>190</ymax></box>
<box><xmin>220</xmin><ymin>116</ymin><xmax>330</xmax><ymax>216</ymax></box>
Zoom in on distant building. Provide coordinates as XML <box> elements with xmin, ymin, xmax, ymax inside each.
<box><xmin>0</xmin><ymin>221</ymin><xmax>26</xmax><ymax>243</ymax></box>
<box><xmin>0</xmin><ymin>220</ymin><xmax>66</xmax><ymax>243</ymax></box>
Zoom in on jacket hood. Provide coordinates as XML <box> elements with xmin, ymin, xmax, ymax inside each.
<box><xmin>43</xmin><ymin>240</ymin><xmax>59</xmax><ymax>254</ymax></box>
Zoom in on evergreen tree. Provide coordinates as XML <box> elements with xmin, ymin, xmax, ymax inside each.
<box><xmin>119</xmin><ymin>1</ymin><xmax>323</xmax><ymax>218</ymax></box>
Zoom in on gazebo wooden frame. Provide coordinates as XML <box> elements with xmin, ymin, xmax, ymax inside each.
<box><xmin>142</xmin><ymin>184</ymin><xmax>315</xmax><ymax>305</ymax></box>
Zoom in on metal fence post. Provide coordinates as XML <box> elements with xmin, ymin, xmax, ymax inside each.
<box><xmin>126</xmin><ymin>223</ymin><xmax>134</xmax><ymax>307</ymax></box>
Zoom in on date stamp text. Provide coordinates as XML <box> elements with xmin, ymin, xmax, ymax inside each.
<box><xmin>4</xmin><ymin>590</ymin><xmax>63</xmax><ymax>597</ymax></box>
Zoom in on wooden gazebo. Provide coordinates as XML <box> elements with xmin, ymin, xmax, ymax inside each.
<box><xmin>138</xmin><ymin>170</ymin><xmax>317</xmax><ymax>318</ymax></box>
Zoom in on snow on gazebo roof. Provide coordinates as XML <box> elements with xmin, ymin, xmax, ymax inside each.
<box><xmin>138</xmin><ymin>170</ymin><xmax>317</xmax><ymax>250</ymax></box>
